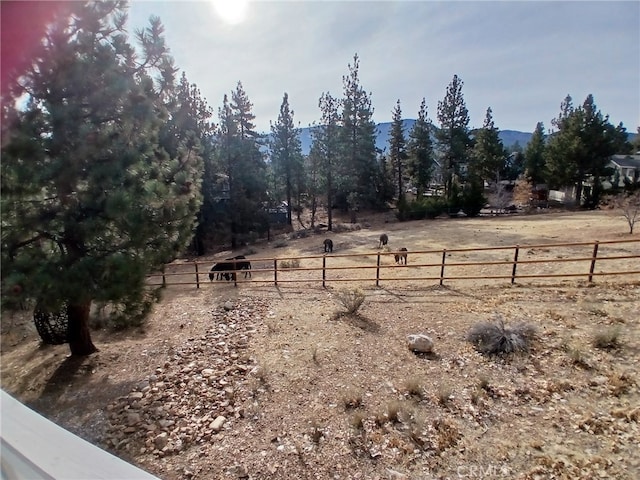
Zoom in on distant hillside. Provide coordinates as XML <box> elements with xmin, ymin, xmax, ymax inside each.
<box><xmin>271</xmin><ymin>122</ymin><xmax>637</xmax><ymax>157</ymax></box>
<box><xmin>290</xmin><ymin>120</ymin><xmax>532</xmax><ymax>156</ymax></box>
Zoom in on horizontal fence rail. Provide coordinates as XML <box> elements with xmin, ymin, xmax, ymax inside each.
<box><xmin>147</xmin><ymin>239</ymin><xmax>640</xmax><ymax>289</ymax></box>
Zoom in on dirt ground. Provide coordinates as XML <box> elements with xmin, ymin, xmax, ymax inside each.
<box><xmin>1</xmin><ymin>208</ymin><xmax>639</xmax><ymax>479</ymax></box>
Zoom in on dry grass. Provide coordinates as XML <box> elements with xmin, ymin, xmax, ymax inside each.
<box><xmin>404</xmin><ymin>375</ymin><xmax>425</xmax><ymax>399</ymax></box>
<box><xmin>342</xmin><ymin>387</ymin><xmax>364</xmax><ymax>410</ymax></box>
<box><xmin>334</xmin><ymin>288</ymin><xmax>365</xmax><ymax>315</ymax></box>
<box><xmin>593</xmin><ymin>326</ymin><xmax>623</xmax><ymax>350</ymax></box>
<box><xmin>279</xmin><ymin>258</ymin><xmax>300</xmax><ymax>269</ymax></box>
<box><xmin>467</xmin><ymin>318</ymin><xmax>537</xmax><ymax>355</ymax></box>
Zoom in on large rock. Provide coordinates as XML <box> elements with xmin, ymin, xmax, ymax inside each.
<box><xmin>154</xmin><ymin>432</ymin><xmax>169</xmax><ymax>450</ymax></box>
<box><xmin>210</xmin><ymin>415</ymin><xmax>226</xmax><ymax>432</ymax></box>
<box><xmin>407</xmin><ymin>334</ymin><xmax>434</xmax><ymax>353</ymax></box>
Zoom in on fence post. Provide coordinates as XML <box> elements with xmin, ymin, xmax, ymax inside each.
<box><xmin>194</xmin><ymin>262</ymin><xmax>200</xmax><ymax>289</ymax></box>
<box><xmin>511</xmin><ymin>245</ymin><xmax>520</xmax><ymax>284</ymax></box>
<box><xmin>322</xmin><ymin>256</ymin><xmax>326</xmax><ymax>288</ymax></box>
<box><xmin>589</xmin><ymin>241</ymin><xmax>600</xmax><ymax>283</ymax></box>
<box><xmin>274</xmin><ymin>259</ymin><xmax>278</xmax><ymax>286</ymax></box>
<box><xmin>439</xmin><ymin>249</ymin><xmax>447</xmax><ymax>286</ymax></box>
<box><xmin>162</xmin><ymin>265</ymin><xmax>166</xmax><ymax>287</ymax></box>
<box><xmin>376</xmin><ymin>253</ymin><xmax>381</xmax><ymax>287</ymax></box>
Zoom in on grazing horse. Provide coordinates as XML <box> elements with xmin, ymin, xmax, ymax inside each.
<box><xmin>209</xmin><ymin>261</ymin><xmax>234</xmax><ymax>281</ymax></box>
<box><xmin>323</xmin><ymin>238</ymin><xmax>333</xmax><ymax>253</ymax></box>
<box><xmin>231</xmin><ymin>255</ymin><xmax>252</xmax><ymax>278</ymax></box>
<box><xmin>395</xmin><ymin>247</ymin><xmax>408</xmax><ymax>265</ymax></box>
<box><xmin>209</xmin><ymin>255</ymin><xmax>252</xmax><ymax>281</ymax></box>
<box><xmin>379</xmin><ymin>233</ymin><xmax>389</xmax><ymax>248</ymax></box>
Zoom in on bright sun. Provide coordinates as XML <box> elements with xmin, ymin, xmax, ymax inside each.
<box><xmin>211</xmin><ymin>0</ymin><xmax>249</xmax><ymax>25</ymax></box>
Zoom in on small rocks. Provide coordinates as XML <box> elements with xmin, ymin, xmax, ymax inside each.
<box><xmin>126</xmin><ymin>412</ymin><xmax>141</xmax><ymax>426</ymax></box>
<box><xmin>211</xmin><ymin>415</ymin><xmax>226</xmax><ymax>432</ymax></box>
<box><xmin>104</xmin><ymin>298</ymin><xmax>267</xmax><ymax>459</ymax></box>
<box><xmin>589</xmin><ymin>376</ymin><xmax>609</xmax><ymax>387</ymax></box>
<box><xmin>154</xmin><ymin>432</ymin><xmax>169</xmax><ymax>450</ymax></box>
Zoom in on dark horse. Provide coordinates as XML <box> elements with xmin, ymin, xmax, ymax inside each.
<box><xmin>209</xmin><ymin>255</ymin><xmax>252</xmax><ymax>281</ymax></box>
<box><xmin>394</xmin><ymin>247</ymin><xmax>408</xmax><ymax>265</ymax></box>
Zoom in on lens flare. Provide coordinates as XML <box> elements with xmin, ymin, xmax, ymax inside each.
<box><xmin>211</xmin><ymin>0</ymin><xmax>249</xmax><ymax>25</ymax></box>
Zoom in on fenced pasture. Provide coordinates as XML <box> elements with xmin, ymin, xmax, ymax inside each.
<box><xmin>149</xmin><ymin>238</ymin><xmax>640</xmax><ymax>289</ymax></box>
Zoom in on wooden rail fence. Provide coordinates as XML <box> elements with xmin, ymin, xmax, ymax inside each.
<box><xmin>147</xmin><ymin>239</ymin><xmax>640</xmax><ymax>288</ymax></box>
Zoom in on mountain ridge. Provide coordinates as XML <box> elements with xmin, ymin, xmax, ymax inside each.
<box><xmin>267</xmin><ymin>120</ymin><xmax>637</xmax><ymax>156</ymax></box>
<box><xmin>290</xmin><ymin>120</ymin><xmax>532</xmax><ymax>156</ymax></box>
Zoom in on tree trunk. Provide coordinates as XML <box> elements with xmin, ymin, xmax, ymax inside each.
<box><xmin>575</xmin><ymin>180</ymin><xmax>583</xmax><ymax>206</ymax></box>
<box><xmin>286</xmin><ymin>188</ymin><xmax>292</xmax><ymax>226</ymax></box>
<box><xmin>67</xmin><ymin>301</ymin><xmax>97</xmax><ymax>356</ymax></box>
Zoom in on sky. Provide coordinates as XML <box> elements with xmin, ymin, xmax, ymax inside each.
<box><xmin>126</xmin><ymin>1</ymin><xmax>640</xmax><ymax>134</ymax></box>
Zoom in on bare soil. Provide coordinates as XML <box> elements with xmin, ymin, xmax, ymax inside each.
<box><xmin>1</xmin><ymin>209</ymin><xmax>639</xmax><ymax>480</ymax></box>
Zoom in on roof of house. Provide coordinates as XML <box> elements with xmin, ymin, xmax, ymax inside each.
<box><xmin>610</xmin><ymin>155</ymin><xmax>640</xmax><ymax>169</ymax></box>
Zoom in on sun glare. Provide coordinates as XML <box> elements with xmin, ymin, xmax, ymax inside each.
<box><xmin>211</xmin><ymin>0</ymin><xmax>249</xmax><ymax>26</ymax></box>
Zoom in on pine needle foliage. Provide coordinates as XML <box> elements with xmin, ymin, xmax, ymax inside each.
<box><xmin>1</xmin><ymin>2</ymin><xmax>205</xmax><ymax>354</ymax></box>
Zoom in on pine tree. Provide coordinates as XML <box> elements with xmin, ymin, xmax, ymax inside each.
<box><xmin>407</xmin><ymin>98</ymin><xmax>435</xmax><ymax>197</ymax></box>
<box><xmin>305</xmin><ymin>145</ymin><xmax>322</xmax><ymax>228</ymax></box>
<box><xmin>551</xmin><ymin>94</ymin><xmax>574</xmax><ymax>132</ymax></box>
<box><xmin>632</xmin><ymin>127</ymin><xmax>640</xmax><ymax>153</ymax></box>
<box><xmin>389</xmin><ymin>100</ymin><xmax>408</xmax><ymax>201</ymax></box>
<box><xmin>231</xmin><ymin>81</ymin><xmax>259</xmax><ymax>140</ymax></box>
<box><xmin>579</xmin><ymin>95</ymin><xmax>629</xmax><ymax>207</ymax></box>
<box><xmin>162</xmin><ymin>72</ymin><xmax>215</xmax><ymax>256</ymax></box>
<box><xmin>270</xmin><ymin>93</ymin><xmax>304</xmax><ymax>226</ymax></box>
<box><xmin>1</xmin><ymin>2</ymin><xmax>202</xmax><ymax>355</ymax></box>
<box><xmin>524</xmin><ymin>122</ymin><xmax>547</xmax><ymax>186</ymax></box>
<box><xmin>339</xmin><ymin>54</ymin><xmax>379</xmax><ymax>210</ymax></box>
<box><xmin>545</xmin><ymin>94</ymin><xmax>627</xmax><ymax>206</ymax></box>
<box><xmin>436</xmin><ymin>74</ymin><xmax>472</xmax><ymax>200</ymax></box>
<box><xmin>312</xmin><ymin>92</ymin><xmax>341</xmax><ymax>230</ymax></box>
<box><xmin>471</xmin><ymin>107</ymin><xmax>507</xmax><ymax>184</ymax></box>
<box><xmin>544</xmin><ymin>95</ymin><xmax>580</xmax><ymax>192</ymax></box>
<box><xmin>214</xmin><ymin>85</ymin><xmax>268</xmax><ymax>248</ymax></box>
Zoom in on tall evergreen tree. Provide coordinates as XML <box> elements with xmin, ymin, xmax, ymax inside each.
<box><xmin>632</xmin><ymin>127</ymin><xmax>640</xmax><ymax>153</ymax></box>
<box><xmin>551</xmin><ymin>94</ymin><xmax>574</xmax><ymax>132</ymax></box>
<box><xmin>471</xmin><ymin>107</ymin><xmax>507</xmax><ymax>184</ymax></box>
<box><xmin>579</xmin><ymin>95</ymin><xmax>629</xmax><ymax>207</ymax></box>
<box><xmin>544</xmin><ymin>95</ymin><xmax>579</xmax><ymax>191</ymax></box>
<box><xmin>214</xmin><ymin>86</ymin><xmax>268</xmax><ymax>248</ymax></box>
<box><xmin>162</xmin><ymin>72</ymin><xmax>215</xmax><ymax>256</ymax></box>
<box><xmin>407</xmin><ymin>98</ymin><xmax>435</xmax><ymax>197</ymax></box>
<box><xmin>389</xmin><ymin>100</ymin><xmax>408</xmax><ymax>201</ymax></box>
<box><xmin>311</xmin><ymin>92</ymin><xmax>341</xmax><ymax>230</ymax></box>
<box><xmin>231</xmin><ymin>81</ymin><xmax>259</xmax><ymax>140</ymax></box>
<box><xmin>375</xmin><ymin>153</ymin><xmax>396</xmax><ymax>206</ymax></box>
<box><xmin>524</xmin><ymin>122</ymin><xmax>547</xmax><ymax>186</ymax></box>
<box><xmin>304</xmin><ymin>145</ymin><xmax>322</xmax><ymax>228</ymax></box>
<box><xmin>270</xmin><ymin>93</ymin><xmax>304</xmax><ymax>226</ymax></box>
<box><xmin>612</xmin><ymin>123</ymin><xmax>633</xmax><ymax>155</ymax></box>
<box><xmin>545</xmin><ymin>94</ymin><xmax>628</xmax><ymax>206</ymax></box>
<box><xmin>1</xmin><ymin>2</ymin><xmax>202</xmax><ymax>355</ymax></box>
<box><xmin>436</xmin><ymin>74</ymin><xmax>472</xmax><ymax>200</ymax></box>
<box><xmin>339</xmin><ymin>54</ymin><xmax>379</xmax><ymax>209</ymax></box>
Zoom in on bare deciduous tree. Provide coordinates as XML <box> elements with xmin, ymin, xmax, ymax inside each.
<box><xmin>613</xmin><ymin>191</ymin><xmax>640</xmax><ymax>234</ymax></box>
